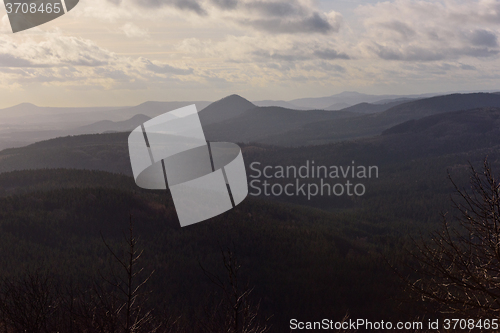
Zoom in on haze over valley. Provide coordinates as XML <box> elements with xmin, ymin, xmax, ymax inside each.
<box><xmin>1</xmin><ymin>90</ymin><xmax>497</xmax><ymax>151</ymax></box>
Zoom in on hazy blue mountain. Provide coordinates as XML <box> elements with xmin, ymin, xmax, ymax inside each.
<box><xmin>253</xmin><ymin>100</ymin><xmax>310</xmax><ymax>109</ymax></box>
<box><xmin>0</xmin><ymin>113</ymin><xmax>150</xmax><ymax>151</ymax></box>
<box><xmin>0</xmin><ymin>92</ymin><xmax>460</xmax><ymax>152</ymax></box>
<box><xmin>1</xmin><ymin>106</ymin><xmax>500</xmax><ymax>217</ymax></box>
<box><xmin>2</xmin><ymin>107</ymin><xmax>500</xmax><ymax>214</ymax></box>
<box><xmin>0</xmin><ymin>103</ymin><xmax>122</xmax><ymax>120</ymax></box>
<box><xmin>240</xmin><ymin>107</ymin><xmax>500</xmax><ymax>169</ymax></box>
<box><xmin>382</xmin><ymin>107</ymin><xmax>500</xmax><ymax>137</ymax></box>
<box><xmin>66</xmin><ymin>95</ymin><xmax>255</xmax><ymax>135</ymax></box>
<box><xmin>326</xmin><ymin>102</ymin><xmax>351</xmax><ymax>110</ymax></box>
<box><xmin>0</xmin><ymin>103</ymin><xmax>40</xmax><ymax>116</ymax></box>
<box><xmin>3</xmin><ymin>92</ymin><xmax>500</xmax><ymax>174</ymax></box>
<box><xmin>73</xmin><ymin>114</ymin><xmax>151</xmax><ymax>134</ymax></box>
<box><xmin>334</xmin><ymin>99</ymin><xmax>418</xmax><ymax>114</ymax></box>
<box><xmin>261</xmin><ymin>93</ymin><xmax>500</xmax><ymax>146</ymax></box>
<box><xmin>5</xmin><ymin>105</ymin><xmax>500</xmax><ymax>331</ymax></box>
<box><xmin>0</xmin><ymin>104</ymin><xmax>130</xmax><ymax>151</ymax></box>
<box><xmin>289</xmin><ymin>91</ymin><xmax>438</xmax><ymax>109</ymax></box>
<box><xmin>198</xmin><ymin>94</ymin><xmax>256</xmax><ymax>125</ymax></box>
<box><xmin>383</xmin><ymin>93</ymin><xmax>500</xmax><ymax>119</ymax></box>
<box><xmin>332</xmin><ymin>102</ymin><xmax>387</xmax><ymax>114</ymax></box>
<box><xmin>0</xmin><ymin>104</ymin><xmax>125</xmax><ymax>129</ymax></box>
<box><xmin>202</xmin><ymin>106</ymin><xmax>359</xmax><ymax>142</ymax></box>
<box><xmin>109</xmin><ymin>101</ymin><xmax>212</xmax><ymax>120</ymax></box>
<box><xmin>371</xmin><ymin>97</ymin><xmax>416</xmax><ymax>105</ymax></box>
<box><xmin>0</xmin><ymin>101</ymin><xmax>213</xmax><ymax>150</ymax></box>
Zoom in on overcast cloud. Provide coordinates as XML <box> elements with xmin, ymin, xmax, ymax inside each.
<box><xmin>358</xmin><ymin>0</ymin><xmax>500</xmax><ymax>62</ymax></box>
<box><xmin>0</xmin><ymin>0</ymin><xmax>498</xmax><ymax>107</ymax></box>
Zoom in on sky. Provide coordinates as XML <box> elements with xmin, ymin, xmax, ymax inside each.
<box><xmin>0</xmin><ymin>0</ymin><xmax>499</xmax><ymax>107</ymax></box>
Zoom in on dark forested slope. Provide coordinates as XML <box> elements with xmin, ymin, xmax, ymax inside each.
<box><xmin>0</xmin><ymin>169</ymin><xmax>401</xmax><ymax>330</ymax></box>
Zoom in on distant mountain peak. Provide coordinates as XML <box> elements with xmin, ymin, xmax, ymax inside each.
<box><xmin>0</xmin><ymin>102</ymin><xmax>40</xmax><ymax>115</ymax></box>
<box><xmin>218</xmin><ymin>94</ymin><xmax>254</xmax><ymax>104</ymax></box>
<box><xmin>198</xmin><ymin>94</ymin><xmax>256</xmax><ymax>125</ymax></box>
<box><xmin>129</xmin><ymin>114</ymin><xmax>150</xmax><ymax>121</ymax></box>
<box><xmin>205</xmin><ymin>94</ymin><xmax>256</xmax><ymax>111</ymax></box>
<box><xmin>6</xmin><ymin>102</ymin><xmax>39</xmax><ymax>110</ymax></box>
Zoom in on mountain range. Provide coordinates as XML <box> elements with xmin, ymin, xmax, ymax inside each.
<box><xmin>259</xmin><ymin>93</ymin><xmax>500</xmax><ymax>146</ymax></box>
<box><xmin>76</xmin><ymin>92</ymin><xmax>500</xmax><ymax>147</ymax></box>
<box><xmin>288</xmin><ymin>91</ymin><xmax>439</xmax><ymax>109</ymax></box>
<box><xmin>2</xmin><ymin>91</ymin><xmax>500</xmax><ymax>328</ymax></box>
<box><xmin>2</xmin><ymin>91</ymin><xmax>500</xmax><ymax>153</ymax></box>
<box><xmin>2</xmin><ymin>100</ymin><xmax>500</xmax><ymax>204</ymax></box>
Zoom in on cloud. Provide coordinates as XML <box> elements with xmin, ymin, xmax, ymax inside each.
<box><xmin>378</xmin><ymin>21</ymin><xmax>416</xmax><ymax>40</ymax></box>
<box><xmin>132</xmin><ymin>0</ymin><xmax>207</xmax><ymax>15</ymax></box>
<box><xmin>466</xmin><ymin>29</ymin><xmax>498</xmax><ymax>47</ymax></box>
<box><xmin>252</xmin><ymin>49</ymin><xmax>308</xmax><ymax>62</ymax></box>
<box><xmin>92</xmin><ymin>0</ymin><xmax>343</xmax><ymax>35</ymax></box>
<box><xmin>142</xmin><ymin>58</ymin><xmax>193</xmax><ymax>75</ymax></box>
<box><xmin>460</xmin><ymin>64</ymin><xmax>477</xmax><ymax>70</ymax></box>
<box><xmin>0</xmin><ymin>54</ymin><xmax>50</xmax><ymax>68</ymax></box>
<box><xmin>210</xmin><ymin>0</ymin><xmax>238</xmax><ymax>10</ymax></box>
<box><xmin>243</xmin><ymin>1</ymin><xmax>307</xmax><ymax>17</ymax></box>
<box><xmin>4</xmin><ymin>0</ymin><xmax>500</xmax><ymax>102</ymax></box>
<box><xmin>0</xmin><ymin>36</ymin><xmax>111</xmax><ymax>68</ymax></box>
<box><xmin>0</xmin><ymin>33</ymin><xmax>202</xmax><ymax>91</ymax></box>
<box><xmin>120</xmin><ymin>23</ymin><xmax>149</xmax><ymax>38</ymax></box>
<box><xmin>313</xmin><ymin>48</ymin><xmax>350</xmax><ymax>60</ymax></box>
<box><xmin>358</xmin><ymin>0</ymin><xmax>500</xmax><ymax>62</ymax></box>
<box><xmin>238</xmin><ymin>12</ymin><xmax>338</xmax><ymax>34</ymax></box>
<box><xmin>372</xmin><ymin>43</ymin><xmax>499</xmax><ymax>62</ymax></box>
<box><xmin>251</xmin><ymin>45</ymin><xmax>350</xmax><ymax>62</ymax></box>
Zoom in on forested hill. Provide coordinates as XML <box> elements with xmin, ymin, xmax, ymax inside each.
<box><xmin>1</xmin><ymin>103</ymin><xmax>500</xmax><ymax>330</ymax></box>
<box><xmin>0</xmin><ymin>169</ymin><xmax>136</xmax><ymax>196</ymax></box>
<box><xmin>1</xmin><ymin>107</ymin><xmax>500</xmax><ymax>177</ymax></box>
<box><xmin>2</xmin><ymin>106</ymin><xmax>500</xmax><ymax>241</ymax></box>
<box><xmin>0</xmin><ymin>168</ymin><xmax>401</xmax><ymax>331</ymax></box>
<box><xmin>0</xmin><ymin>108</ymin><xmax>500</xmax><ymax>220</ymax></box>
<box><xmin>260</xmin><ymin>93</ymin><xmax>500</xmax><ymax>146</ymax></box>
<box><xmin>0</xmin><ymin>133</ymin><xmax>131</xmax><ymax>175</ymax></box>
<box><xmin>202</xmin><ymin>106</ymin><xmax>358</xmax><ymax>142</ymax></box>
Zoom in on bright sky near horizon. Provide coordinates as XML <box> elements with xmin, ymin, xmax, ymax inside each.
<box><xmin>0</xmin><ymin>0</ymin><xmax>498</xmax><ymax>107</ymax></box>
